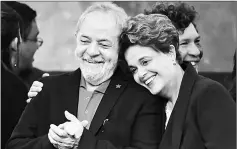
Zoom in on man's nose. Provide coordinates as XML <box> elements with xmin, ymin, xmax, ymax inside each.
<box><xmin>189</xmin><ymin>43</ymin><xmax>202</xmax><ymax>58</ymax></box>
<box><xmin>86</xmin><ymin>42</ymin><xmax>100</xmax><ymax>56</ymax></box>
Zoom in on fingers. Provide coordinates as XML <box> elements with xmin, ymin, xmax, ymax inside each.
<box><xmin>74</xmin><ymin>131</ymin><xmax>82</xmax><ymax>139</ymax></box>
<box><xmin>63</xmin><ymin>122</ymin><xmax>76</xmax><ymax>136</ymax></box>
<box><xmin>58</xmin><ymin>123</ymin><xmax>65</xmax><ymax>129</ymax></box>
<box><xmin>26</xmin><ymin>98</ymin><xmax>32</xmax><ymax>103</ymax></box>
<box><xmin>49</xmin><ymin>124</ymin><xmax>76</xmax><ymax>148</ymax></box>
<box><xmin>27</xmin><ymin>81</ymin><xmax>43</xmax><ymax>98</ymax></box>
<box><xmin>32</xmin><ymin>81</ymin><xmax>44</xmax><ymax>88</ymax></box>
<box><xmin>27</xmin><ymin>91</ymin><xmax>38</xmax><ymax>98</ymax></box>
<box><xmin>48</xmin><ymin>132</ymin><xmax>58</xmax><ymax>146</ymax></box>
<box><xmin>42</xmin><ymin>73</ymin><xmax>50</xmax><ymax>78</ymax></box>
<box><xmin>49</xmin><ymin>128</ymin><xmax>74</xmax><ymax>148</ymax></box>
<box><xmin>64</xmin><ymin>111</ymin><xmax>78</xmax><ymax>122</ymax></box>
<box><xmin>50</xmin><ymin>124</ymin><xmax>68</xmax><ymax>137</ymax></box>
<box><xmin>30</xmin><ymin>86</ymin><xmax>42</xmax><ymax>92</ymax></box>
<box><xmin>81</xmin><ymin>120</ymin><xmax>89</xmax><ymax>127</ymax></box>
<box><xmin>49</xmin><ymin>128</ymin><xmax>64</xmax><ymax>143</ymax></box>
<box><xmin>63</xmin><ymin>121</ymin><xmax>85</xmax><ymax>139</ymax></box>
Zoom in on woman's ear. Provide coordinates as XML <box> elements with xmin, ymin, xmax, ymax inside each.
<box><xmin>168</xmin><ymin>45</ymin><xmax>176</xmax><ymax>62</ymax></box>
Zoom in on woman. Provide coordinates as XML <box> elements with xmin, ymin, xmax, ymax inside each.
<box><xmin>1</xmin><ymin>2</ymin><xmax>28</xmax><ymax>148</ymax></box>
<box><xmin>119</xmin><ymin>13</ymin><xmax>235</xmax><ymax>149</ymax></box>
<box><xmin>27</xmin><ymin>13</ymin><xmax>236</xmax><ymax>149</ymax></box>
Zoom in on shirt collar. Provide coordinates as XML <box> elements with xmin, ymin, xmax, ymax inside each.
<box><xmin>80</xmin><ymin>75</ymin><xmax>111</xmax><ymax>94</ymax></box>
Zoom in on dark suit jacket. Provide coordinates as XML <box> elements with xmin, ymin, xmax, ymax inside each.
<box><xmin>1</xmin><ymin>62</ymin><xmax>28</xmax><ymax>149</ymax></box>
<box><xmin>159</xmin><ymin>63</ymin><xmax>236</xmax><ymax>149</ymax></box>
<box><xmin>6</xmin><ymin>67</ymin><xmax>164</xmax><ymax>149</ymax></box>
<box><xmin>18</xmin><ymin>67</ymin><xmax>45</xmax><ymax>89</ymax></box>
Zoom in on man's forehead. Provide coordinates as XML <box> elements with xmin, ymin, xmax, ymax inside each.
<box><xmin>78</xmin><ymin>30</ymin><xmax>119</xmax><ymax>39</ymax></box>
<box><xmin>85</xmin><ymin>11</ymin><xmax>117</xmax><ymax>27</ymax></box>
<box><xmin>79</xmin><ymin>20</ymin><xmax>120</xmax><ymax>40</ymax></box>
<box><xmin>27</xmin><ymin>21</ymin><xmax>39</xmax><ymax>38</ymax></box>
<box><xmin>179</xmin><ymin>23</ymin><xmax>200</xmax><ymax>41</ymax></box>
<box><xmin>78</xmin><ymin>33</ymin><xmax>119</xmax><ymax>47</ymax></box>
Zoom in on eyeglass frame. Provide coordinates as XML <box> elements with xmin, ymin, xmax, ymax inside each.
<box><xmin>25</xmin><ymin>37</ymin><xmax>43</xmax><ymax>47</ymax></box>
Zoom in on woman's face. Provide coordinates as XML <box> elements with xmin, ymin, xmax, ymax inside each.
<box><xmin>125</xmin><ymin>45</ymin><xmax>176</xmax><ymax>95</ymax></box>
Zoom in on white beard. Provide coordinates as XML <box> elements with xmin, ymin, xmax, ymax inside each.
<box><xmin>79</xmin><ymin>58</ymin><xmax>118</xmax><ymax>86</ymax></box>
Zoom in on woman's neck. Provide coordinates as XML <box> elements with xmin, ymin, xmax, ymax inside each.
<box><xmin>166</xmin><ymin>64</ymin><xmax>185</xmax><ymax>108</ymax></box>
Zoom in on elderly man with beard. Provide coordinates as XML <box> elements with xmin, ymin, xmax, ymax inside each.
<box><xmin>6</xmin><ymin>2</ymin><xmax>164</xmax><ymax>149</ymax></box>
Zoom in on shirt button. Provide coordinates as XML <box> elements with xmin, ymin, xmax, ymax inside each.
<box><xmin>85</xmin><ymin>97</ymin><xmax>89</xmax><ymax>100</ymax></box>
<box><xmin>101</xmin><ymin>130</ymin><xmax>104</xmax><ymax>133</ymax></box>
<box><xmin>85</xmin><ymin>110</ymin><xmax>88</xmax><ymax>114</ymax></box>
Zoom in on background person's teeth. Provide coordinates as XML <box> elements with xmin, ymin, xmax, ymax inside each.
<box><xmin>191</xmin><ymin>62</ymin><xmax>196</xmax><ymax>66</ymax></box>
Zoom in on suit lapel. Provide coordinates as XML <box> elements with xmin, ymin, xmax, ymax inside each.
<box><xmin>89</xmin><ymin>68</ymin><xmax>128</xmax><ymax>135</ymax></box>
<box><xmin>62</xmin><ymin>69</ymin><xmax>81</xmax><ymax>119</ymax></box>
<box><xmin>159</xmin><ymin>63</ymin><xmax>198</xmax><ymax>149</ymax></box>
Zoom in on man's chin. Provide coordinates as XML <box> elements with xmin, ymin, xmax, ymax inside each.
<box><xmin>80</xmin><ymin>61</ymin><xmax>117</xmax><ymax>85</ymax></box>
<box><xmin>192</xmin><ymin>64</ymin><xmax>198</xmax><ymax>72</ymax></box>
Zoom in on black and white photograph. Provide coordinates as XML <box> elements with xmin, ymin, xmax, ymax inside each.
<box><xmin>1</xmin><ymin>1</ymin><xmax>236</xmax><ymax>149</ymax></box>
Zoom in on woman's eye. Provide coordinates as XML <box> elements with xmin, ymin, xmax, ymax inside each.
<box><xmin>129</xmin><ymin>68</ymin><xmax>137</xmax><ymax>74</ymax></box>
<box><xmin>141</xmin><ymin>60</ymin><xmax>149</xmax><ymax>66</ymax></box>
<box><xmin>180</xmin><ymin>42</ymin><xmax>188</xmax><ymax>45</ymax></box>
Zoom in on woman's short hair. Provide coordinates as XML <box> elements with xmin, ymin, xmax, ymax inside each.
<box><xmin>119</xmin><ymin>13</ymin><xmax>182</xmax><ymax>64</ymax></box>
<box><xmin>75</xmin><ymin>2</ymin><xmax>128</xmax><ymax>37</ymax></box>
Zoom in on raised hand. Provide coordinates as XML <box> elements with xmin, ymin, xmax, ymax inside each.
<box><xmin>63</xmin><ymin>111</ymin><xmax>88</xmax><ymax>139</ymax></box>
<box><xmin>26</xmin><ymin>73</ymin><xmax>49</xmax><ymax>103</ymax></box>
<box><xmin>48</xmin><ymin>124</ymin><xmax>76</xmax><ymax>149</ymax></box>
<box><xmin>48</xmin><ymin>111</ymin><xmax>88</xmax><ymax>149</ymax></box>
<box><xmin>26</xmin><ymin>81</ymin><xmax>43</xmax><ymax>103</ymax></box>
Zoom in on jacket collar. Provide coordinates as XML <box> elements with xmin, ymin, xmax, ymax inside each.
<box><xmin>89</xmin><ymin>67</ymin><xmax>129</xmax><ymax>135</ymax></box>
<box><xmin>64</xmin><ymin>66</ymin><xmax>129</xmax><ymax>135</ymax></box>
<box><xmin>159</xmin><ymin>63</ymin><xmax>199</xmax><ymax>149</ymax></box>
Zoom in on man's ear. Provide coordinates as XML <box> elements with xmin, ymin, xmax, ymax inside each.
<box><xmin>168</xmin><ymin>45</ymin><xmax>176</xmax><ymax>61</ymax></box>
<box><xmin>10</xmin><ymin>37</ymin><xmax>18</xmax><ymax>52</ymax></box>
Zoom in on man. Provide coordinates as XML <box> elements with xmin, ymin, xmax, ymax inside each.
<box><xmin>4</xmin><ymin>1</ymin><xmax>46</xmax><ymax>89</ymax></box>
<box><xmin>144</xmin><ymin>1</ymin><xmax>203</xmax><ymax>72</ymax></box>
<box><xmin>7</xmin><ymin>3</ymin><xmax>164</xmax><ymax>149</ymax></box>
<box><xmin>1</xmin><ymin>2</ymin><xmax>29</xmax><ymax>148</ymax></box>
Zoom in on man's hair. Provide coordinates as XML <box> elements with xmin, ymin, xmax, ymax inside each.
<box><xmin>119</xmin><ymin>13</ymin><xmax>182</xmax><ymax>64</ymax></box>
<box><xmin>1</xmin><ymin>2</ymin><xmax>23</xmax><ymax>69</ymax></box>
<box><xmin>144</xmin><ymin>2</ymin><xmax>198</xmax><ymax>34</ymax></box>
<box><xmin>4</xmin><ymin>1</ymin><xmax>37</xmax><ymax>39</ymax></box>
<box><xmin>75</xmin><ymin>2</ymin><xmax>128</xmax><ymax>36</ymax></box>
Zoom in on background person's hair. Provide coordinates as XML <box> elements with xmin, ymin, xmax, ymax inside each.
<box><xmin>232</xmin><ymin>50</ymin><xmax>236</xmax><ymax>80</ymax></box>
<box><xmin>144</xmin><ymin>1</ymin><xmax>198</xmax><ymax>34</ymax></box>
<box><xmin>229</xmin><ymin>50</ymin><xmax>236</xmax><ymax>101</ymax></box>
<box><xmin>75</xmin><ymin>2</ymin><xmax>128</xmax><ymax>37</ymax></box>
<box><xmin>119</xmin><ymin>13</ymin><xmax>181</xmax><ymax>64</ymax></box>
<box><xmin>1</xmin><ymin>2</ymin><xmax>23</xmax><ymax>69</ymax></box>
<box><xmin>4</xmin><ymin>1</ymin><xmax>37</xmax><ymax>40</ymax></box>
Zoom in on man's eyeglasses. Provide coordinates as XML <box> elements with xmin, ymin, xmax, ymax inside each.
<box><xmin>26</xmin><ymin>37</ymin><xmax>43</xmax><ymax>47</ymax></box>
